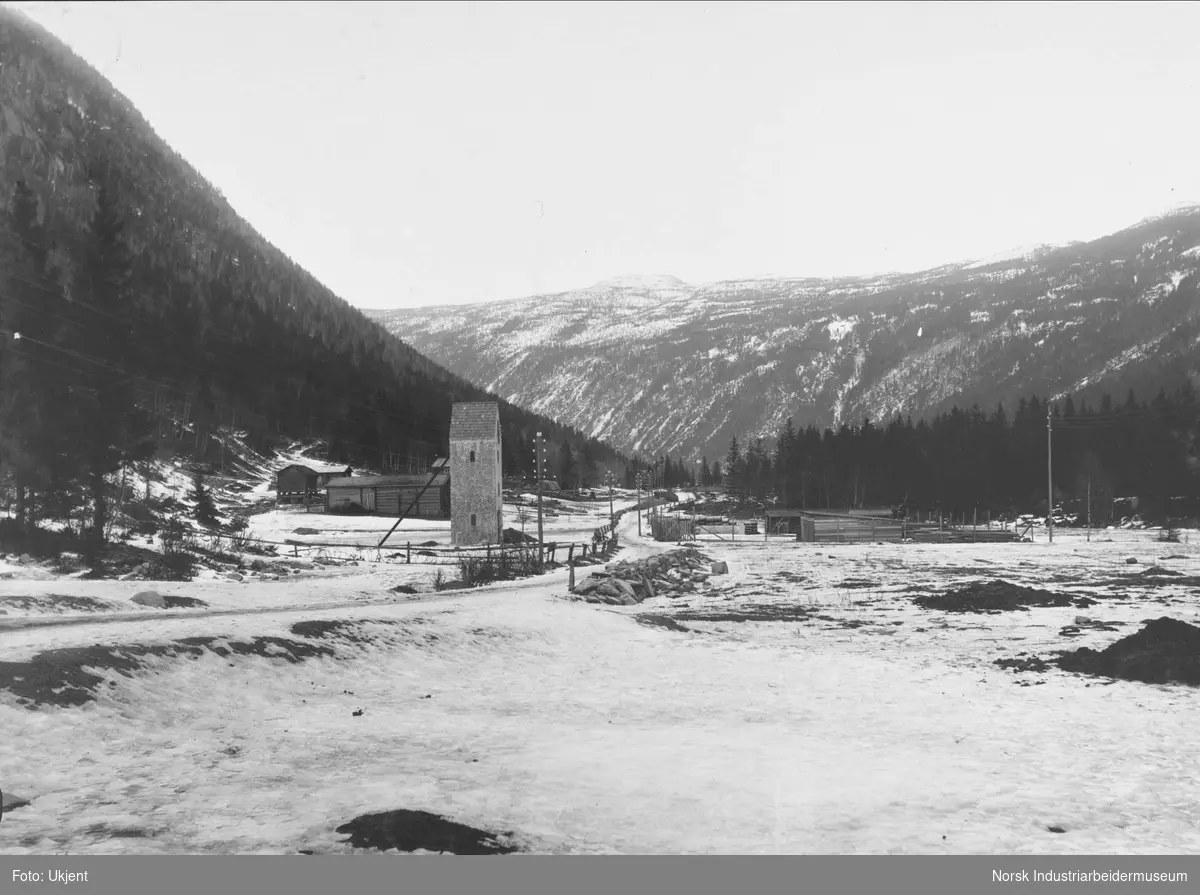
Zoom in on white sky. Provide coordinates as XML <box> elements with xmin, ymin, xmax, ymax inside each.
<box><xmin>11</xmin><ymin>1</ymin><xmax>1200</xmax><ymax>309</ymax></box>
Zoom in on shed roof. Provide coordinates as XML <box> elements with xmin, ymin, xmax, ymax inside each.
<box><xmin>279</xmin><ymin>462</ymin><xmax>353</xmax><ymax>476</ymax></box>
<box><xmin>449</xmin><ymin>402</ymin><xmax>501</xmax><ymax>441</ymax></box>
<box><xmin>765</xmin><ymin>508</ymin><xmax>893</xmax><ymax>520</ymax></box>
<box><xmin>327</xmin><ymin>473</ymin><xmax>448</xmax><ymax>489</ymax></box>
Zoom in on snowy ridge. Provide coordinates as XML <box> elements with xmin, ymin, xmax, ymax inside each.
<box><xmin>368</xmin><ymin>206</ymin><xmax>1200</xmax><ymax>462</ymax></box>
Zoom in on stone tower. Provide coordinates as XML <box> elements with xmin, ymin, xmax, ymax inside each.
<box><xmin>449</xmin><ymin>402</ymin><xmax>503</xmax><ymax>546</ymax></box>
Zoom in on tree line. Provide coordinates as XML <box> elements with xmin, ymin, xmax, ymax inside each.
<box><xmin>715</xmin><ymin>386</ymin><xmax>1200</xmax><ymax>522</ymax></box>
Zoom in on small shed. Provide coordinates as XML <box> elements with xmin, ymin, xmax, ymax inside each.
<box><xmin>325</xmin><ymin>470</ymin><xmax>450</xmax><ymax>517</ymax></box>
<box><xmin>276</xmin><ymin>463</ymin><xmax>353</xmax><ymax>506</ymax></box>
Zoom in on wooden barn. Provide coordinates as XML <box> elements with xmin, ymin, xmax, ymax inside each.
<box><xmin>325</xmin><ymin>466</ymin><xmax>450</xmax><ymax>517</ymax></box>
<box><xmin>275</xmin><ymin>462</ymin><xmax>353</xmax><ymax>506</ymax></box>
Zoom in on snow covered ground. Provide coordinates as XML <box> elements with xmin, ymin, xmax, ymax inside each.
<box><xmin>2</xmin><ymin>505</ymin><xmax>1199</xmax><ymax>855</ymax></box>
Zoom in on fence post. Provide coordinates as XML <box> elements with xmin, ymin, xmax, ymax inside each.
<box><xmin>487</xmin><ymin>544</ymin><xmax>491</xmax><ymax>563</ymax></box>
<box><xmin>406</xmin><ymin>542</ymin><xmax>411</xmax><ymax>564</ymax></box>
<box><xmin>569</xmin><ymin>561</ymin><xmax>575</xmax><ymax>592</ymax></box>
<box><xmin>568</xmin><ymin>544</ymin><xmax>575</xmax><ymax>563</ymax></box>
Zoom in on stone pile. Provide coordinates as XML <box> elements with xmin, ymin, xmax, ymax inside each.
<box><xmin>570</xmin><ymin>547</ymin><xmax>726</xmax><ymax>605</ymax></box>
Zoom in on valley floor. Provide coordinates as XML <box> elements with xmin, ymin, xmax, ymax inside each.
<box><xmin>2</xmin><ymin>506</ymin><xmax>1199</xmax><ymax>855</ymax></box>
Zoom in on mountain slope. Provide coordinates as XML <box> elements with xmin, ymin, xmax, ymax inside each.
<box><xmin>0</xmin><ymin>6</ymin><xmax>623</xmax><ymax>489</ymax></box>
<box><xmin>368</xmin><ymin>207</ymin><xmax>1200</xmax><ymax>462</ymax></box>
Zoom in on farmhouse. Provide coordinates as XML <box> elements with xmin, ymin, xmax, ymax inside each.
<box><xmin>325</xmin><ymin>464</ymin><xmax>450</xmax><ymax>517</ymax></box>
<box><xmin>450</xmin><ymin>402</ymin><xmax>503</xmax><ymax>546</ymax></box>
<box><xmin>275</xmin><ymin>462</ymin><xmax>353</xmax><ymax>506</ymax></box>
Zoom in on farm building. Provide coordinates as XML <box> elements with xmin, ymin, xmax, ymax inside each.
<box><xmin>276</xmin><ymin>462</ymin><xmax>353</xmax><ymax>506</ymax></box>
<box><xmin>325</xmin><ymin>466</ymin><xmax>450</xmax><ymax>517</ymax></box>
<box><xmin>449</xmin><ymin>402</ymin><xmax>503</xmax><ymax>546</ymax></box>
<box><xmin>764</xmin><ymin>509</ymin><xmax>1020</xmax><ymax>543</ymax></box>
<box><xmin>766</xmin><ymin>509</ymin><xmax>905</xmax><ymax>542</ymax></box>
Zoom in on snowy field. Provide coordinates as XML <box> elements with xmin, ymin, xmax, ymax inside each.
<box><xmin>2</xmin><ymin>505</ymin><xmax>1200</xmax><ymax>855</ymax></box>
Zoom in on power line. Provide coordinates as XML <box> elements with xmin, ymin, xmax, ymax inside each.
<box><xmin>0</xmin><ymin>223</ymin><xmax>621</xmax><ymax>456</ymax></box>
<box><xmin>1</xmin><ymin>329</ymin><xmax>445</xmax><ymax>459</ymax></box>
<box><xmin>0</xmin><ymin>284</ymin><xmax>452</xmax><ymax>444</ymax></box>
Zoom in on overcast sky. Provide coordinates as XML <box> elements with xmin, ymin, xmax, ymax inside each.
<box><xmin>12</xmin><ymin>1</ymin><xmax>1200</xmax><ymax>309</ymax></box>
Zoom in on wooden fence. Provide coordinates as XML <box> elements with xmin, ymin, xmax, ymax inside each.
<box><xmin>275</xmin><ymin>491</ymin><xmax>325</xmax><ymax>511</ymax></box>
<box><xmin>276</xmin><ymin>536</ymin><xmax>620</xmax><ymax>566</ymax></box>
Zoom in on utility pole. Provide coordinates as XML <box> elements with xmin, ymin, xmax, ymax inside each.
<box><xmin>536</xmin><ymin>432</ymin><xmax>545</xmax><ymax>567</ymax></box>
<box><xmin>1086</xmin><ymin>473</ymin><xmax>1092</xmax><ymax>543</ymax></box>
<box><xmin>1047</xmin><ymin>406</ymin><xmax>1054</xmax><ymax>544</ymax></box>
<box><xmin>636</xmin><ymin>470</ymin><xmax>643</xmax><ymax>537</ymax></box>
<box><xmin>606</xmin><ymin>470</ymin><xmax>614</xmax><ymax>527</ymax></box>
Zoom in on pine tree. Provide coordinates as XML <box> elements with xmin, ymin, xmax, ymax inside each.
<box><xmin>190</xmin><ymin>473</ymin><xmax>221</xmax><ymax>529</ymax></box>
<box><xmin>558</xmin><ymin>442</ymin><xmax>576</xmax><ymax>489</ymax></box>
<box><xmin>724</xmin><ymin>436</ymin><xmax>741</xmax><ymax>495</ymax></box>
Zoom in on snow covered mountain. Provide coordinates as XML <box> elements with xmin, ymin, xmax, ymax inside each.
<box><xmin>366</xmin><ymin>205</ymin><xmax>1200</xmax><ymax>463</ymax></box>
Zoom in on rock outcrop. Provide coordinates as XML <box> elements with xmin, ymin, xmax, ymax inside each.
<box><xmin>570</xmin><ymin>548</ymin><xmax>719</xmax><ymax>605</ymax></box>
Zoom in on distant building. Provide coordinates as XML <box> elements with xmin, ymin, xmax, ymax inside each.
<box><xmin>325</xmin><ymin>468</ymin><xmax>450</xmax><ymax>517</ymax></box>
<box><xmin>449</xmin><ymin>402</ymin><xmax>503</xmax><ymax>545</ymax></box>
<box><xmin>276</xmin><ymin>462</ymin><xmax>353</xmax><ymax>506</ymax></box>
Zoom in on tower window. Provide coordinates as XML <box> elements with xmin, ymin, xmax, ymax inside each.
<box><xmin>471</xmin><ymin>513</ymin><xmax>477</xmax><ymax>527</ymax></box>
<box><xmin>470</xmin><ymin>450</ymin><xmax>475</xmax><ymax>463</ymax></box>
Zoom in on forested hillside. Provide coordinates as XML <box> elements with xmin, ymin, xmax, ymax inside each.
<box><xmin>712</xmin><ymin>386</ymin><xmax>1200</xmax><ymax>524</ymax></box>
<box><xmin>0</xmin><ymin>8</ymin><xmax>623</xmax><ymax>550</ymax></box>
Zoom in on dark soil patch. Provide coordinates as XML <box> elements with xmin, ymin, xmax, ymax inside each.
<box><xmin>835</xmin><ymin>579</ymin><xmax>879</xmax><ymax>590</ymax></box>
<box><xmin>391</xmin><ymin>584</ymin><xmax>418</xmax><ymax>594</ymax></box>
<box><xmin>0</xmin><ymin>594</ymin><xmax>119</xmax><ymax>614</ymax></box>
<box><xmin>1058</xmin><ymin>619</ymin><xmax>1125</xmax><ymax>637</ymax></box>
<box><xmin>1056</xmin><ymin>617</ymin><xmax>1200</xmax><ymax>685</ymax></box>
<box><xmin>995</xmin><ymin>655</ymin><xmax>1051</xmax><ymax>673</ymax></box>
<box><xmin>79</xmin><ymin>543</ymin><xmax>162</xmax><ymax>580</ymax></box>
<box><xmin>636</xmin><ymin>614</ymin><xmax>691</xmax><ymax>633</ymax></box>
<box><xmin>335</xmin><ymin>809</ymin><xmax>519</xmax><ymax>855</ymax></box>
<box><xmin>1099</xmin><ymin>570</ymin><xmax>1200</xmax><ymax>588</ymax></box>
<box><xmin>290</xmin><ymin>618</ymin><xmax>389</xmax><ymax>644</ymax></box>
<box><xmin>673</xmin><ymin>603</ymin><xmax>818</xmax><ymax>623</ymax></box>
<box><xmin>84</xmin><ymin>824</ymin><xmax>149</xmax><ymax>838</ymax></box>
<box><xmin>2</xmin><ymin>789</ymin><xmax>31</xmax><ymax>815</ymax></box>
<box><xmin>1139</xmin><ymin>565</ymin><xmax>1181</xmax><ymax>577</ymax></box>
<box><xmin>913</xmin><ymin>580</ymin><xmax>1094</xmax><ymax>613</ymax></box>
<box><xmin>289</xmin><ymin>618</ymin><xmax>444</xmax><ymax>649</ymax></box>
<box><xmin>162</xmin><ymin>595</ymin><xmax>208</xmax><ymax>609</ymax></box>
<box><xmin>0</xmin><ymin>635</ymin><xmax>336</xmax><ymax>709</ymax></box>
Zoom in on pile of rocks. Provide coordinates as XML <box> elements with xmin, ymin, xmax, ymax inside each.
<box><xmin>570</xmin><ymin>547</ymin><xmax>727</xmax><ymax>605</ymax></box>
